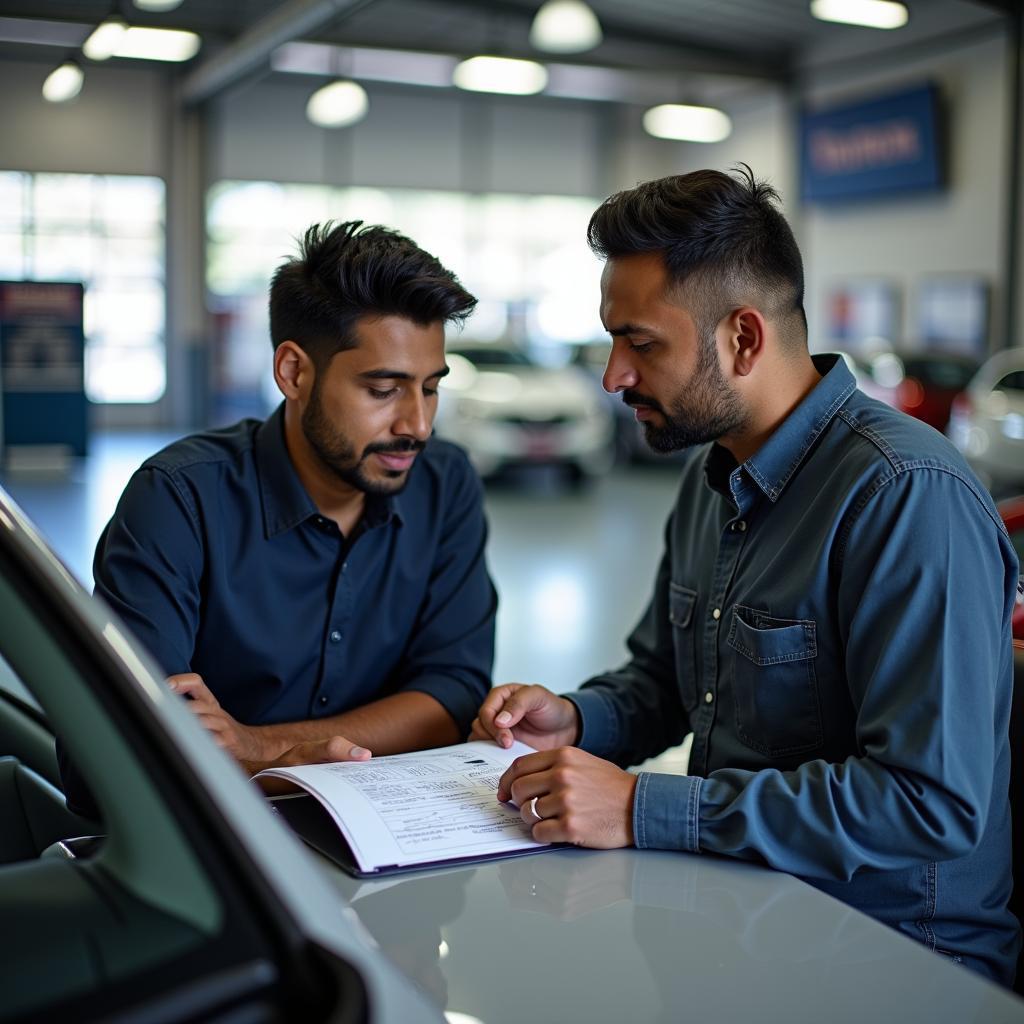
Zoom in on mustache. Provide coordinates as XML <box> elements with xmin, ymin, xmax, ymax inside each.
<box><xmin>621</xmin><ymin>389</ymin><xmax>665</xmax><ymax>415</ymax></box>
<box><xmin>361</xmin><ymin>439</ymin><xmax>426</xmax><ymax>459</ymax></box>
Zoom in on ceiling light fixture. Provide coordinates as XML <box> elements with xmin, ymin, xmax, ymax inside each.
<box><xmin>453</xmin><ymin>56</ymin><xmax>548</xmax><ymax>96</ymax></box>
<box><xmin>642</xmin><ymin>103</ymin><xmax>732</xmax><ymax>143</ymax></box>
<box><xmin>83</xmin><ymin>17</ymin><xmax>127</xmax><ymax>60</ymax></box>
<box><xmin>133</xmin><ymin>0</ymin><xmax>185</xmax><ymax>10</ymax></box>
<box><xmin>112</xmin><ymin>26</ymin><xmax>200</xmax><ymax>61</ymax></box>
<box><xmin>810</xmin><ymin>0</ymin><xmax>909</xmax><ymax>29</ymax></box>
<box><xmin>530</xmin><ymin>0</ymin><xmax>602</xmax><ymax>53</ymax></box>
<box><xmin>42</xmin><ymin>59</ymin><xmax>84</xmax><ymax>102</ymax></box>
<box><xmin>305</xmin><ymin>79</ymin><xmax>369</xmax><ymax>128</ymax></box>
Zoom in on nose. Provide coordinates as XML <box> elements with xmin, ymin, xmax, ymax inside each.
<box><xmin>394</xmin><ymin>391</ymin><xmax>433</xmax><ymax>441</ymax></box>
<box><xmin>602</xmin><ymin>343</ymin><xmax>639</xmax><ymax>394</ymax></box>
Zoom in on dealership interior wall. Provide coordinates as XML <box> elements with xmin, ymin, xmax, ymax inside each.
<box><xmin>1</xmin><ymin>3</ymin><xmax>1022</xmax><ymax>429</ymax></box>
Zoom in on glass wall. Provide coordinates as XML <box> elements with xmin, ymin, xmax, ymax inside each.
<box><xmin>206</xmin><ymin>181</ymin><xmax>605</xmax><ymax>411</ymax></box>
<box><xmin>0</xmin><ymin>171</ymin><xmax>166</xmax><ymax>404</ymax></box>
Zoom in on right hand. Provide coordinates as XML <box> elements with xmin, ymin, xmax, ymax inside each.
<box><xmin>470</xmin><ymin>683</ymin><xmax>579</xmax><ymax>750</ymax></box>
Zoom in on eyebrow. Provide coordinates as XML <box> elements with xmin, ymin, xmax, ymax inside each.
<box><xmin>358</xmin><ymin>366</ymin><xmax>450</xmax><ymax>381</ymax></box>
<box><xmin>607</xmin><ymin>323</ymin><xmax>660</xmax><ymax>338</ymax></box>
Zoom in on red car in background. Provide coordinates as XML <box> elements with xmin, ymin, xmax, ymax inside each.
<box><xmin>845</xmin><ymin>349</ymin><xmax>980</xmax><ymax>432</ymax></box>
<box><xmin>998</xmin><ymin>495</ymin><xmax>1024</xmax><ymax>640</ymax></box>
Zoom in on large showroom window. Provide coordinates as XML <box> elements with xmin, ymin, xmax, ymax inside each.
<box><xmin>206</xmin><ymin>181</ymin><xmax>604</xmax><ymax>404</ymax></box>
<box><xmin>0</xmin><ymin>171</ymin><xmax>166</xmax><ymax>404</ymax></box>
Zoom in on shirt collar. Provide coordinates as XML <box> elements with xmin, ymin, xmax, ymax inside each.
<box><xmin>254</xmin><ymin>404</ymin><xmax>402</xmax><ymax>538</ymax></box>
<box><xmin>730</xmin><ymin>352</ymin><xmax>855</xmax><ymax>504</ymax></box>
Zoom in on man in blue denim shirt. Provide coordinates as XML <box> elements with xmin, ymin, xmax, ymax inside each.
<box><xmin>474</xmin><ymin>168</ymin><xmax>1020</xmax><ymax>984</ymax></box>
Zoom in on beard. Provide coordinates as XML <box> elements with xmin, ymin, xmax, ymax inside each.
<box><xmin>301</xmin><ymin>380</ymin><xmax>424</xmax><ymax>496</ymax></box>
<box><xmin>625</xmin><ymin>335</ymin><xmax>747</xmax><ymax>453</ymax></box>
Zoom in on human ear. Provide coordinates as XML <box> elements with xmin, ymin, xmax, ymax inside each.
<box><xmin>726</xmin><ymin>308</ymin><xmax>767</xmax><ymax>377</ymax></box>
<box><xmin>273</xmin><ymin>341</ymin><xmax>314</xmax><ymax>400</ymax></box>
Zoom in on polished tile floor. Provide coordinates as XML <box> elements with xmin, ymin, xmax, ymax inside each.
<box><xmin>0</xmin><ymin>436</ymin><xmax>681</xmax><ymax>693</ymax></box>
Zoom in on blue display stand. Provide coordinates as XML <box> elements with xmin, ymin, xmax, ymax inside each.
<box><xmin>0</xmin><ymin>281</ymin><xmax>88</xmax><ymax>459</ymax></box>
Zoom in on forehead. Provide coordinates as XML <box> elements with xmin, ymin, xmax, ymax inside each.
<box><xmin>600</xmin><ymin>252</ymin><xmax>691</xmax><ymax>326</ymax></box>
<box><xmin>334</xmin><ymin>315</ymin><xmax>445</xmax><ymax>371</ymax></box>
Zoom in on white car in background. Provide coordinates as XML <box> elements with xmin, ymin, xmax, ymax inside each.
<box><xmin>947</xmin><ymin>346</ymin><xmax>1024</xmax><ymax>497</ymax></box>
<box><xmin>435</xmin><ymin>343</ymin><xmax>614</xmax><ymax>481</ymax></box>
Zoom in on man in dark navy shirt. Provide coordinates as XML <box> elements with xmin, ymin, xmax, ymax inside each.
<box><xmin>93</xmin><ymin>221</ymin><xmax>496</xmax><ymax>773</ymax></box>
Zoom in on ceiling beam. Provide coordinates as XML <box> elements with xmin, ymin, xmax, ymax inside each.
<box><xmin>180</xmin><ymin>0</ymin><xmax>379</xmax><ymax>105</ymax></box>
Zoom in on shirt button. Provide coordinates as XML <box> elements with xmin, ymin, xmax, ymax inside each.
<box><xmin>318</xmin><ymin>695</ymin><xmax>328</xmax><ymax>706</ymax></box>
<box><xmin>712</xmin><ymin>608</ymin><xmax>721</xmax><ymax>620</ymax></box>
<box><xmin>734</xmin><ymin>520</ymin><xmax>746</xmax><ymax>532</ymax></box>
<box><xmin>704</xmin><ymin>691</ymin><xmax>714</xmax><ymax>704</ymax></box>
<box><xmin>329</xmin><ymin>630</ymin><xmax>342</xmax><ymax>643</ymax></box>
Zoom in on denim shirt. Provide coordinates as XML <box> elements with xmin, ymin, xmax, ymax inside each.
<box><xmin>570</xmin><ymin>354</ymin><xmax>1020</xmax><ymax>984</ymax></box>
<box><xmin>93</xmin><ymin>405</ymin><xmax>496</xmax><ymax>734</ymax></box>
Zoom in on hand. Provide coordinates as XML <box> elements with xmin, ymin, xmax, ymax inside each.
<box><xmin>167</xmin><ymin>673</ymin><xmax>278</xmax><ymax>765</ymax></box>
<box><xmin>470</xmin><ymin>683</ymin><xmax>580</xmax><ymax>750</ymax></box>
<box><xmin>497</xmin><ymin>746</ymin><xmax>637</xmax><ymax>849</ymax></box>
<box><xmin>253</xmin><ymin>736</ymin><xmax>371</xmax><ymax>795</ymax></box>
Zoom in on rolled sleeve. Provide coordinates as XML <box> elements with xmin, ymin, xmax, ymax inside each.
<box><xmin>633</xmin><ymin>771</ymin><xmax>703</xmax><ymax>852</ymax></box>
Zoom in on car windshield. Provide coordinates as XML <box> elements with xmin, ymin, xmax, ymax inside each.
<box><xmin>451</xmin><ymin>347</ymin><xmax>535</xmax><ymax>368</ymax></box>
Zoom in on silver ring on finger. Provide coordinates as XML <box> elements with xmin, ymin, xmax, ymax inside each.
<box><xmin>528</xmin><ymin>796</ymin><xmax>543</xmax><ymax>821</ymax></box>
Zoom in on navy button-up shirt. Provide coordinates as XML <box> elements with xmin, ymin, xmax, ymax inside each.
<box><xmin>94</xmin><ymin>405</ymin><xmax>497</xmax><ymax>734</ymax></box>
<box><xmin>570</xmin><ymin>354</ymin><xmax>1019</xmax><ymax>984</ymax></box>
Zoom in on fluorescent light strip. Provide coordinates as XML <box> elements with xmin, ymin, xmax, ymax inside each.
<box><xmin>643</xmin><ymin>104</ymin><xmax>732</xmax><ymax>143</ymax></box>
<box><xmin>453</xmin><ymin>56</ymin><xmax>548</xmax><ymax>96</ymax></box>
<box><xmin>810</xmin><ymin>0</ymin><xmax>908</xmax><ymax>30</ymax></box>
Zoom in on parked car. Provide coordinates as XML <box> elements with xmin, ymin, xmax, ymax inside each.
<box><xmin>948</xmin><ymin>347</ymin><xmax>1024</xmax><ymax>496</ymax></box>
<box><xmin>840</xmin><ymin>349</ymin><xmax>979</xmax><ymax>431</ymax></box>
<box><xmin>435</xmin><ymin>342</ymin><xmax>614</xmax><ymax>480</ymax></box>
<box><xmin>1</xmin><ymin>485</ymin><xmax>1021</xmax><ymax>1022</ymax></box>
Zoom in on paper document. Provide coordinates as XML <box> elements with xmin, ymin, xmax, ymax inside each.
<box><xmin>255</xmin><ymin>740</ymin><xmax>549</xmax><ymax>874</ymax></box>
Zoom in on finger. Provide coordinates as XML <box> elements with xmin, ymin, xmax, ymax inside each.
<box><xmin>497</xmin><ymin>751</ymin><xmax>554</xmax><ymax>802</ymax></box>
<box><xmin>475</xmin><ymin>685</ymin><xmax>524</xmax><ymax>745</ymax></box>
<box><xmin>492</xmin><ymin>685</ymin><xmax>551</xmax><ymax>732</ymax></box>
<box><xmin>277</xmin><ymin>735</ymin><xmax>371</xmax><ymax>767</ymax></box>
<box><xmin>519</xmin><ymin>792</ymin><xmax>556</xmax><ymax>827</ymax></box>
<box><xmin>168</xmin><ymin>674</ymin><xmax>218</xmax><ymax>706</ymax></box>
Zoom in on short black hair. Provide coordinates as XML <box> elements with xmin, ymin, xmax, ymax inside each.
<box><xmin>587</xmin><ymin>165</ymin><xmax>807</xmax><ymax>346</ymax></box>
<box><xmin>269</xmin><ymin>220</ymin><xmax>477</xmax><ymax>367</ymax></box>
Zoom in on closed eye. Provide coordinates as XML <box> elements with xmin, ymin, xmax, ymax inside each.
<box><xmin>368</xmin><ymin>386</ymin><xmax>398</xmax><ymax>399</ymax></box>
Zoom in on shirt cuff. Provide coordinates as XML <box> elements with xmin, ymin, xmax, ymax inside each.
<box><xmin>400</xmin><ymin>675</ymin><xmax>485</xmax><ymax>736</ymax></box>
<box><xmin>632</xmin><ymin>771</ymin><xmax>702</xmax><ymax>853</ymax></box>
<box><xmin>565</xmin><ymin>688</ymin><xmax>621</xmax><ymax>758</ymax></box>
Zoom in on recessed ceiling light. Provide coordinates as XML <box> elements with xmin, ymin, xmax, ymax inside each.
<box><xmin>810</xmin><ymin>0</ymin><xmax>909</xmax><ymax>30</ymax></box>
<box><xmin>453</xmin><ymin>56</ymin><xmax>548</xmax><ymax>96</ymax></box>
<box><xmin>642</xmin><ymin>104</ymin><xmax>732</xmax><ymax>143</ymax></box>
<box><xmin>530</xmin><ymin>0</ymin><xmax>602</xmax><ymax>54</ymax></box>
<box><xmin>306</xmin><ymin>80</ymin><xmax>369</xmax><ymax>128</ymax></box>
<box><xmin>42</xmin><ymin>60</ymin><xmax>83</xmax><ymax>102</ymax></box>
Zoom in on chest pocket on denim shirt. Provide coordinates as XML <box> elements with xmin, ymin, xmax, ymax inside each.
<box><xmin>669</xmin><ymin>582</ymin><xmax>699</xmax><ymax>711</ymax></box>
<box><xmin>727</xmin><ymin>605</ymin><xmax>822</xmax><ymax>758</ymax></box>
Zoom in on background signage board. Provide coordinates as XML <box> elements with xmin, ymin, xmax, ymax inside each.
<box><xmin>0</xmin><ymin>281</ymin><xmax>88</xmax><ymax>458</ymax></box>
<box><xmin>801</xmin><ymin>83</ymin><xmax>945</xmax><ymax>203</ymax></box>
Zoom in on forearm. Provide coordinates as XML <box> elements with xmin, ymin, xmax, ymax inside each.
<box><xmin>251</xmin><ymin>691</ymin><xmax>462</xmax><ymax>760</ymax></box>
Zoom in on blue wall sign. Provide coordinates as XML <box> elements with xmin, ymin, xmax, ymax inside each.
<box><xmin>0</xmin><ymin>281</ymin><xmax>88</xmax><ymax>457</ymax></box>
<box><xmin>801</xmin><ymin>83</ymin><xmax>944</xmax><ymax>203</ymax></box>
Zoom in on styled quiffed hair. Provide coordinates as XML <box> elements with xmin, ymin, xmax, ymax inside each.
<box><xmin>588</xmin><ymin>165</ymin><xmax>807</xmax><ymax>346</ymax></box>
<box><xmin>269</xmin><ymin>221</ymin><xmax>477</xmax><ymax>366</ymax></box>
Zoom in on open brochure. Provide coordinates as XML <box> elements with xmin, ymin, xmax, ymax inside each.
<box><xmin>253</xmin><ymin>739</ymin><xmax>551</xmax><ymax>876</ymax></box>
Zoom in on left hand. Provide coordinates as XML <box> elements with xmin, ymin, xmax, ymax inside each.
<box><xmin>498</xmin><ymin>746</ymin><xmax>638</xmax><ymax>849</ymax></box>
<box><xmin>168</xmin><ymin>673</ymin><xmax>273</xmax><ymax>764</ymax></box>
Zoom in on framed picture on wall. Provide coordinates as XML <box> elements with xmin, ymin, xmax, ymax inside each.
<box><xmin>916</xmin><ymin>275</ymin><xmax>989</xmax><ymax>356</ymax></box>
<box><xmin>826</xmin><ymin>279</ymin><xmax>900</xmax><ymax>352</ymax></box>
